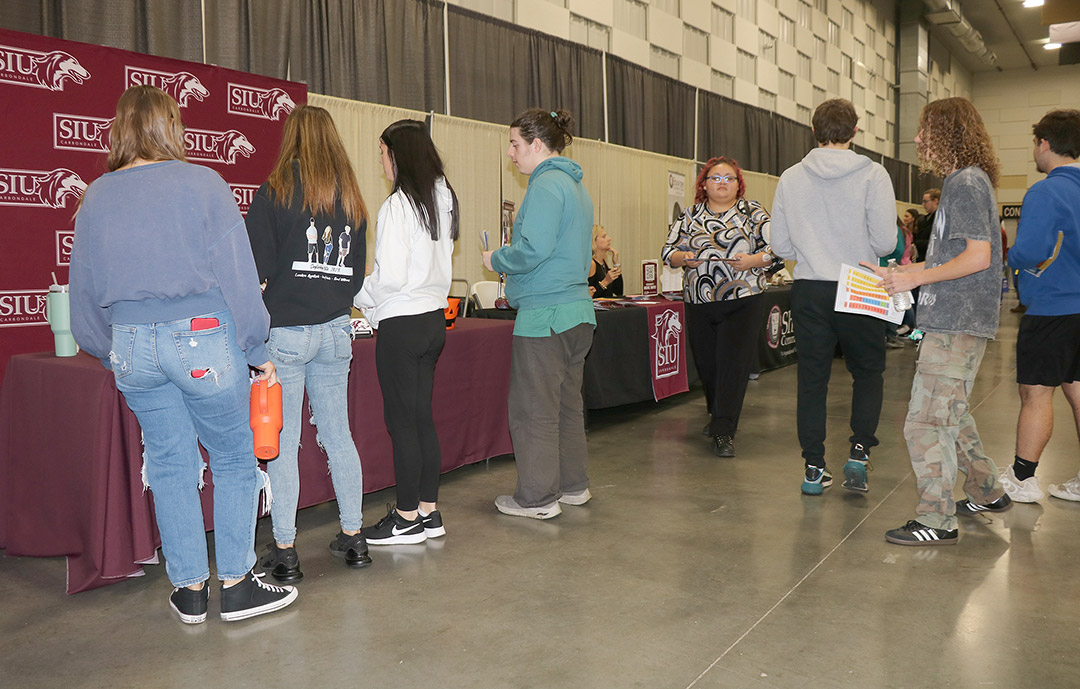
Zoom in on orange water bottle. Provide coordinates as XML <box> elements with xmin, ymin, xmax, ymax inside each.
<box><xmin>250</xmin><ymin>379</ymin><xmax>283</xmax><ymax>460</ymax></box>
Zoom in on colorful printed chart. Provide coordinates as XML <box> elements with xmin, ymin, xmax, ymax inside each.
<box><xmin>834</xmin><ymin>263</ymin><xmax>904</xmax><ymax>324</ymax></box>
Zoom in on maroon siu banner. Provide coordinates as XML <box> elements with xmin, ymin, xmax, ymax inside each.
<box><xmin>645</xmin><ymin>300</ymin><xmax>689</xmax><ymax>401</ymax></box>
<box><xmin>0</xmin><ymin>29</ymin><xmax>306</xmax><ymax>382</ymax></box>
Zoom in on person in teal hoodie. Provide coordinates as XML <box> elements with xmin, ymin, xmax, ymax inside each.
<box><xmin>999</xmin><ymin>109</ymin><xmax>1080</xmax><ymax>503</ymax></box>
<box><xmin>482</xmin><ymin>108</ymin><xmax>595</xmax><ymax>520</ymax></box>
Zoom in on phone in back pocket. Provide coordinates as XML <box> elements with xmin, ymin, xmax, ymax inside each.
<box><xmin>190</xmin><ymin>317</ymin><xmax>220</xmax><ymax>378</ymax></box>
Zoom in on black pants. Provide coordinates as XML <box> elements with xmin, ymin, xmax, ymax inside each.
<box><xmin>687</xmin><ymin>294</ymin><xmax>766</xmax><ymax>437</ymax></box>
<box><xmin>374</xmin><ymin>309</ymin><xmax>446</xmax><ymax>511</ymax></box>
<box><xmin>791</xmin><ymin>280</ymin><xmax>885</xmax><ymax>466</ymax></box>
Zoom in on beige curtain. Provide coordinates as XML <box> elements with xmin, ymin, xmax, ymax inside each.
<box><xmin>598</xmin><ymin>143</ymin><xmax>694</xmax><ymax>293</ymax></box>
<box><xmin>431</xmin><ymin>115</ymin><xmax>509</xmax><ymax>290</ymax></box>
<box><xmin>309</xmin><ymin>93</ymin><xmax>426</xmax><ymax>268</ymax></box>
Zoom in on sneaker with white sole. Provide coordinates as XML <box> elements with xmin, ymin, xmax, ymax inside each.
<box><xmin>363</xmin><ymin>505</ymin><xmax>427</xmax><ymax>545</ymax></box>
<box><xmin>999</xmin><ymin>465</ymin><xmax>1046</xmax><ymax>503</ymax></box>
<box><xmin>955</xmin><ymin>494</ymin><xmax>1012</xmax><ymax>516</ymax></box>
<box><xmin>420</xmin><ymin>510</ymin><xmax>446</xmax><ymax>538</ymax></box>
<box><xmin>1049</xmin><ymin>475</ymin><xmax>1080</xmax><ymax>502</ymax></box>
<box><xmin>494</xmin><ymin>495</ymin><xmax>561</xmax><ymax>520</ymax></box>
<box><xmin>219</xmin><ymin>571</ymin><xmax>297</xmax><ymax>622</ymax></box>
<box><xmin>559</xmin><ymin>488</ymin><xmax>592</xmax><ymax>505</ymax></box>
<box><xmin>170</xmin><ymin>583</ymin><xmax>209</xmax><ymax>624</ymax></box>
<box><xmin>842</xmin><ymin>443</ymin><xmax>871</xmax><ymax>492</ymax></box>
<box><xmin>801</xmin><ymin>465</ymin><xmax>833</xmax><ymax>496</ymax></box>
<box><xmin>885</xmin><ymin>519</ymin><xmax>958</xmax><ymax>546</ymax></box>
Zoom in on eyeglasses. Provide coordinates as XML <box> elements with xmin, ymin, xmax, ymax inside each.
<box><xmin>706</xmin><ymin>175</ymin><xmax>736</xmax><ymax>184</ymax></box>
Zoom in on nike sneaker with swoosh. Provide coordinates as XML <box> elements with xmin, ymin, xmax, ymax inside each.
<box><xmin>363</xmin><ymin>505</ymin><xmax>427</xmax><ymax>545</ymax></box>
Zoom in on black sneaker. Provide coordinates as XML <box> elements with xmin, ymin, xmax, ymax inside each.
<box><xmin>956</xmin><ymin>494</ymin><xmax>1013</xmax><ymax>516</ymax></box>
<box><xmin>329</xmin><ymin>531</ymin><xmax>373</xmax><ymax>568</ymax></box>
<box><xmin>420</xmin><ymin>510</ymin><xmax>446</xmax><ymax>538</ymax></box>
<box><xmin>170</xmin><ymin>583</ymin><xmax>209</xmax><ymax>624</ymax></box>
<box><xmin>363</xmin><ymin>505</ymin><xmax>427</xmax><ymax>545</ymax></box>
<box><xmin>712</xmin><ymin>434</ymin><xmax>735</xmax><ymax>457</ymax></box>
<box><xmin>885</xmin><ymin>520</ymin><xmax>958</xmax><ymax>546</ymax></box>
<box><xmin>259</xmin><ymin>543</ymin><xmax>303</xmax><ymax>583</ymax></box>
<box><xmin>219</xmin><ymin>571</ymin><xmax>298</xmax><ymax>622</ymax></box>
<box><xmin>702</xmin><ymin>423</ymin><xmax>711</xmax><ymax>437</ymax></box>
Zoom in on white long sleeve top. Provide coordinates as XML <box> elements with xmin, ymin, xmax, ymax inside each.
<box><xmin>354</xmin><ymin>178</ymin><xmax>455</xmax><ymax>328</ymax></box>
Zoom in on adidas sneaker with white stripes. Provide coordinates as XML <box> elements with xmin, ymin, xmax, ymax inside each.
<box><xmin>885</xmin><ymin>520</ymin><xmax>958</xmax><ymax>546</ymax></box>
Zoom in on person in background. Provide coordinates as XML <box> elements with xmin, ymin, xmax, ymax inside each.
<box><xmin>769</xmin><ymin>99</ymin><xmax>897</xmax><ymax>495</ymax></box>
<box><xmin>998</xmin><ymin>109</ymin><xmax>1080</xmax><ymax>504</ymax></box>
<box><xmin>865</xmin><ymin>97</ymin><xmax>1009</xmax><ymax>546</ymax></box>
<box><xmin>882</xmin><ymin>218</ymin><xmax>908</xmax><ymax>349</ymax></box>
<box><xmin>896</xmin><ymin>208</ymin><xmax>920</xmax><ymax>337</ymax></box>
<box><xmin>589</xmin><ymin>225</ymin><xmax>623</xmax><ymax>298</ymax></box>
<box><xmin>355</xmin><ymin>119</ymin><xmax>458</xmax><ymax>543</ymax></box>
<box><xmin>70</xmin><ymin>85</ymin><xmax>297</xmax><ymax>624</ymax></box>
<box><xmin>662</xmin><ymin>156</ymin><xmax>775</xmax><ymax>458</ymax></box>
<box><xmin>482</xmin><ymin>108</ymin><xmax>594</xmax><ymax>520</ymax></box>
<box><xmin>245</xmin><ymin>105</ymin><xmax>370</xmax><ymax>580</ymax></box>
<box><xmin>914</xmin><ymin>188</ymin><xmax>939</xmax><ymax>261</ymax></box>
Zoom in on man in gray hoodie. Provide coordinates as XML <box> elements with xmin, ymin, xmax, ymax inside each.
<box><xmin>770</xmin><ymin>99</ymin><xmax>898</xmax><ymax>496</ymax></box>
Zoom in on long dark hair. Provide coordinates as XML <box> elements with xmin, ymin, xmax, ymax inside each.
<box><xmin>380</xmin><ymin>119</ymin><xmax>459</xmax><ymax>241</ymax></box>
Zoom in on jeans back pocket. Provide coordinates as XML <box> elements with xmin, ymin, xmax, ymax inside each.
<box><xmin>110</xmin><ymin>325</ymin><xmax>137</xmax><ymax>381</ymax></box>
<box><xmin>173</xmin><ymin>323</ymin><xmax>232</xmax><ymax>380</ymax></box>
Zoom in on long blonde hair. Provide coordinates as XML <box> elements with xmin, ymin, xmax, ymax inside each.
<box><xmin>106</xmin><ymin>85</ymin><xmax>187</xmax><ymax>171</ymax></box>
<box><xmin>917</xmin><ymin>98</ymin><xmax>1000</xmax><ymax>187</ymax></box>
<box><xmin>267</xmin><ymin>105</ymin><xmax>367</xmax><ymax>224</ymax></box>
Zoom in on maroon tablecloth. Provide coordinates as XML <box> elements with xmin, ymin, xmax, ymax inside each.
<box><xmin>0</xmin><ymin>318</ymin><xmax>513</xmax><ymax>593</ymax></box>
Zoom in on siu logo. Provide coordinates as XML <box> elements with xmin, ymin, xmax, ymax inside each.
<box><xmin>54</xmin><ymin>113</ymin><xmax>114</xmax><ymax>152</ymax></box>
<box><xmin>184</xmin><ymin>128</ymin><xmax>255</xmax><ymax>165</ymax></box>
<box><xmin>229</xmin><ymin>184</ymin><xmax>259</xmax><ymax>215</ymax></box>
<box><xmin>56</xmin><ymin>230</ymin><xmax>75</xmax><ymax>266</ymax></box>
<box><xmin>766</xmin><ymin>305</ymin><xmax>782</xmax><ymax>349</ymax></box>
<box><xmin>652</xmin><ymin>308</ymin><xmax>683</xmax><ymax>379</ymax></box>
<box><xmin>0</xmin><ymin>289</ymin><xmax>48</xmax><ymax>328</ymax></box>
<box><xmin>0</xmin><ymin>167</ymin><xmax>86</xmax><ymax>208</ymax></box>
<box><xmin>125</xmin><ymin>66</ymin><xmax>209</xmax><ymax>107</ymax></box>
<box><xmin>0</xmin><ymin>45</ymin><xmax>90</xmax><ymax>91</ymax></box>
<box><xmin>227</xmin><ymin>83</ymin><xmax>296</xmax><ymax>120</ymax></box>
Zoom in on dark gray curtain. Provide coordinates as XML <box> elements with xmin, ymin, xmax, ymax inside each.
<box><xmin>699</xmin><ymin>92</ymin><xmax>770</xmax><ymax>172</ymax></box>
<box><xmin>203</xmin><ymin>0</ymin><xmax>291</xmax><ymax>80</ymax></box>
<box><xmin>288</xmin><ymin>0</ymin><xmax>444</xmax><ymax>112</ymax></box>
<box><xmin>0</xmin><ymin>0</ymin><xmax>203</xmax><ymax>61</ymax></box>
<box><xmin>606</xmin><ymin>56</ymin><xmax>694</xmax><ymax>159</ymax></box>
<box><xmin>775</xmin><ymin>115</ymin><xmax>815</xmax><ymax>173</ymax></box>
<box><xmin>447</xmin><ymin>8</ymin><xmax>604</xmax><ymax>139</ymax></box>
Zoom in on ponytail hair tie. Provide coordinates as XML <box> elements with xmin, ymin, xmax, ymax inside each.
<box><xmin>550</xmin><ymin>111</ymin><xmax>558</xmax><ymax>118</ymax></box>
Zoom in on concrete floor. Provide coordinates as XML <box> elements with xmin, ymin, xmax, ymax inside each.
<box><xmin>3</xmin><ymin>296</ymin><xmax>1079</xmax><ymax>689</ymax></box>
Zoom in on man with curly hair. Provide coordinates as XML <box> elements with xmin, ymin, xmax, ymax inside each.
<box><xmin>862</xmin><ymin>97</ymin><xmax>1009</xmax><ymax>546</ymax></box>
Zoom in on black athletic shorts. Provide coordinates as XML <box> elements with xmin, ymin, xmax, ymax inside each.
<box><xmin>1016</xmin><ymin>313</ymin><xmax>1080</xmax><ymax>386</ymax></box>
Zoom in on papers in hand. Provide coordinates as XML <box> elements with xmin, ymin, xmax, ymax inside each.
<box><xmin>834</xmin><ymin>263</ymin><xmax>904</xmax><ymax>324</ymax></box>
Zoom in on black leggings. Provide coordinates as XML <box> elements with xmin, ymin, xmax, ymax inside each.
<box><xmin>374</xmin><ymin>309</ymin><xmax>446</xmax><ymax>511</ymax></box>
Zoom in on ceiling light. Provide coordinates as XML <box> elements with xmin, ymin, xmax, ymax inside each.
<box><xmin>1044</xmin><ymin>42</ymin><xmax>1062</xmax><ymax>50</ymax></box>
<box><xmin>1022</xmin><ymin>0</ymin><xmax>1044</xmax><ymax>8</ymax></box>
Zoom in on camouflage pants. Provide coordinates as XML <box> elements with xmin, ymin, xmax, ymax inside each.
<box><xmin>905</xmin><ymin>332</ymin><xmax>1005</xmax><ymax>531</ymax></box>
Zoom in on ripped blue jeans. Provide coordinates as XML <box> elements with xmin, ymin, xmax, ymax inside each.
<box><xmin>110</xmin><ymin>309</ymin><xmax>259</xmax><ymax>587</ymax></box>
<box><xmin>265</xmin><ymin>315</ymin><xmax>364</xmax><ymax>545</ymax></box>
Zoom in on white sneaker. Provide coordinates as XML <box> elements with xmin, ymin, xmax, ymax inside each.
<box><xmin>999</xmin><ymin>465</ymin><xmax>1046</xmax><ymax>503</ymax></box>
<box><xmin>559</xmin><ymin>488</ymin><xmax>592</xmax><ymax>505</ymax></box>
<box><xmin>1049</xmin><ymin>475</ymin><xmax>1080</xmax><ymax>502</ymax></box>
<box><xmin>494</xmin><ymin>495</ymin><xmax>562</xmax><ymax>520</ymax></box>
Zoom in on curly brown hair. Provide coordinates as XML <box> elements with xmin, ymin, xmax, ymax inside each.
<box><xmin>916</xmin><ymin>97</ymin><xmax>1000</xmax><ymax>187</ymax></box>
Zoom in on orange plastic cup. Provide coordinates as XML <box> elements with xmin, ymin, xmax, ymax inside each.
<box><xmin>250</xmin><ymin>379</ymin><xmax>283</xmax><ymax>460</ymax></box>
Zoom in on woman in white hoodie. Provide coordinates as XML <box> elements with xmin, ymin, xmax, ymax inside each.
<box><xmin>355</xmin><ymin>119</ymin><xmax>459</xmax><ymax>545</ymax></box>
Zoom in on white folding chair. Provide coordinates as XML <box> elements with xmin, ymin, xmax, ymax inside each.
<box><xmin>470</xmin><ymin>280</ymin><xmax>501</xmax><ymax>310</ymax></box>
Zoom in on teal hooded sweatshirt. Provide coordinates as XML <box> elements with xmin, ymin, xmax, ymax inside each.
<box><xmin>492</xmin><ymin>157</ymin><xmax>594</xmax><ymax>313</ymax></box>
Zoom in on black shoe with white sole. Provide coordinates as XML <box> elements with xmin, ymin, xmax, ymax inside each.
<box><xmin>420</xmin><ymin>510</ymin><xmax>446</xmax><ymax>538</ymax></box>
<box><xmin>885</xmin><ymin>520</ymin><xmax>958</xmax><ymax>546</ymax></box>
<box><xmin>170</xmin><ymin>583</ymin><xmax>209</xmax><ymax>624</ymax></box>
<box><xmin>219</xmin><ymin>571</ymin><xmax>298</xmax><ymax>622</ymax></box>
<box><xmin>955</xmin><ymin>494</ymin><xmax>1012</xmax><ymax>516</ymax></box>
<box><xmin>363</xmin><ymin>505</ymin><xmax>427</xmax><ymax>545</ymax></box>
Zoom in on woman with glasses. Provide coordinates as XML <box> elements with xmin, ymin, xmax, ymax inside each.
<box><xmin>662</xmin><ymin>156</ymin><xmax>777</xmax><ymax>458</ymax></box>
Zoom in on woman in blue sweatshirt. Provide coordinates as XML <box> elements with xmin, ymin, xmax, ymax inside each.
<box><xmin>69</xmin><ymin>86</ymin><xmax>297</xmax><ymax>624</ymax></box>
<box><xmin>482</xmin><ymin>109</ymin><xmax>595</xmax><ymax>520</ymax></box>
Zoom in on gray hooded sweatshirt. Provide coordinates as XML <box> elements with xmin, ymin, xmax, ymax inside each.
<box><xmin>769</xmin><ymin>147</ymin><xmax>898</xmax><ymax>281</ymax></box>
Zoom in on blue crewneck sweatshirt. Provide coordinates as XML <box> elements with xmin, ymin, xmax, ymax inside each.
<box><xmin>490</xmin><ymin>157</ymin><xmax>593</xmax><ymax>311</ymax></box>
<box><xmin>1009</xmin><ymin>164</ymin><xmax>1080</xmax><ymax>316</ymax></box>
<box><xmin>70</xmin><ymin>160</ymin><xmax>270</xmax><ymax>366</ymax></box>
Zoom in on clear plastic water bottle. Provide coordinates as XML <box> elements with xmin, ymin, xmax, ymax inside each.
<box><xmin>887</xmin><ymin>259</ymin><xmax>914</xmax><ymax>311</ymax></box>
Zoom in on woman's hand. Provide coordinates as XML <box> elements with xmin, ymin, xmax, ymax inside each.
<box><xmin>254</xmin><ymin>360</ymin><xmax>278</xmax><ymax>387</ymax></box>
<box><xmin>671</xmin><ymin>250</ymin><xmax>702</xmax><ymax>268</ymax></box>
<box><xmin>482</xmin><ymin>250</ymin><xmax>495</xmax><ymax>271</ymax></box>
<box><xmin>603</xmin><ymin>265</ymin><xmax>622</xmax><ymax>286</ymax></box>
<box><xmin>729</xmin><ymin>252</ymin><xmax>762</xmax><ymax>271</ymax></box>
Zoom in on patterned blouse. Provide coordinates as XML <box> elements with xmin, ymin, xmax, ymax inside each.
<box><xmin>661</xmin><ymin>198</ymin><xmax>772</xmax><ymax>304</ymax></box>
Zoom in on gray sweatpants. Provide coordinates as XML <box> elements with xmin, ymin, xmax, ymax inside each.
<box><xmin>508</xmin><ymin>323</ymin><xmax>594</xmax><ymax>507</ymax></box>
